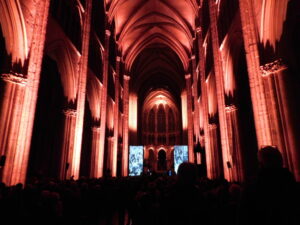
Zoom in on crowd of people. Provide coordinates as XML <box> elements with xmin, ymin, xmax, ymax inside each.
<box><xmin>0</xmin><ymin>146</ymin><xmax>299</xmax><ymax>225</ymax></box>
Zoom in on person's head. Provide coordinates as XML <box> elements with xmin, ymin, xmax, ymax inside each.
<box><xmin>177</xmin><ymin>162</ymin><xmax>197</xmax><ymax>185</ymax></box>
<box><xmin>258</xmin><ymin>146</ymin><xmax>283</xmax><ymax>169</ymax></box>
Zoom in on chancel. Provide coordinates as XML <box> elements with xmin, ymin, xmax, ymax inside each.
<box><xmin>0</xmin><ymin>0</ymin><xmax>300</xmax><ymax>225</ymax></box>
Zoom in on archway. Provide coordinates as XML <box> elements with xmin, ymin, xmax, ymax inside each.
<box><xmin>157</xmin><ymin>149</ymin><xmax>167</xmax><ymax>171</ymax></box>
<box><xmin>28</xmin><ymin>55</ymin><xmax>65</xmax><ymax>179</ymax></box>
<box><xmin>148</xmin><ymin>149</ymin><xmax>155</xmax><ymax>171</ymax></box>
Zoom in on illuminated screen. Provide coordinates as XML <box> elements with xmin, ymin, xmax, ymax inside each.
<box><xmin>129</xmin><ymin>146</ymin><xmax>144</xmax><ymax>176</ymax></box>
<box><xmin>174</xmin><ymin>145</ymin><xmax>188</xmax><ymax>173</ymax></box>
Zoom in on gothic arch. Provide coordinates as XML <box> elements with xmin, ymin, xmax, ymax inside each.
<box><xmin>45</xmin><ymin>39</ymin><xmax>80</xmax><ymax>104</ymax></box>
<box><xmin>86</xmin><ymin>71</ymin><xmax>102</xmax><ymax>121</ymax></box>
<box><xmin>0</xmin><ymin>0</ymin><xmax>28</xmax><ymax>67</ymax></box>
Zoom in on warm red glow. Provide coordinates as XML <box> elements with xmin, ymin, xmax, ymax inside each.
<box><xmin>206</xmin><ymin>73</ymin><xmax>218</xmax><ymax>117</ymax></box>
<box><xmin>259</xmin><ymin>0</ymin><xmax>289</xmax><ymax>50</ymax></box>
<box><xmin>47</xmin><ymin>38</ymin><xmax>80</xmax><ymax>103</ymax></box>
<box><xmin>106</xmin><ymin>98</ymin><xmax>115</xmax><ymax>131</ymax></box>
<box><xmin>181</xmin><ymin>91</ymin><xmax>188</xmax><ymax>130</ymax></box>
<box><xmin>0</xmin><ymin>0</ymin><xmax>28</xmax><ymax>65</ymax></box>
<box><xmin>129</xmin><ymin>94</ymin><xmax>138</xmax><ymax>132</ymax></box>
<box><xmin>87</xmin><ymin>72</ymin><xmax>102</xmax><ymax>120</ymax></box>
<box><xmin>0</xmin><ymin>0</ymin><xmax>298</xmax><ymax>185</ymax></box>
<box><xmin>109</xmin><ymin>0</ymin><xmax>197</xmax><ymax>71</ymax></box>
<box><xmin>122</xmin><ymin>75</ymin><xmax>130</xmax><ymax>176</ymax></box>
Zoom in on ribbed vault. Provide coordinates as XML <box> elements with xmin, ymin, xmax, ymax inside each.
<box><xmin>108</xmin><ymin>0</ymin><xmax>198</xmax><ymax>71</ymax></box>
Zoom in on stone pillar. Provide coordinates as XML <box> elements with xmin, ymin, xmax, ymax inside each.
<box><xmin>185</xmin><ymin>74</ymin><xmax>194</xmax><ymax>163</ymax></box>
<box><xmin>191</xmin><ymin>55</ymin><xmax>200</xmax><ymax>142</ymax></box>
<box><xmin>196</xmin><ymin>26</ymin><xmax>214</xmax><ymax>178</ymax></box>
<box><xmin>208</xmin><ymin>123</ymin><xmax>222</xmax><ymax>178</ymax></box>
<box><xmin>90</xmin><ymin>126</ymin><xmax>100</xmax><ymax>177</ymax></box>
<box><xmin>112</xmin><ymin>57</ymin><xmax>121</xmax><ymax>177</ymax></box>
<box><xmin>0</xmin><ymin>73</ymin><xmax>27</xmax><ymax>184</ymax></box>
<box><xmin>98</xmin><ymin>29</ymin><xmax>111</xmax><ymax>178</ymax></box>
<box><xmin>122</xmin><ymin>75</ymin><xmax>130</xmax><ymax>176</ymax></box>
<box><xmin>260</xmin><ymin>59</ymin><xmax>299</xmax><ymax>179</ymax></box>
<box><xmin>0</xmin><ymin>0</ymin><xmax>50</xmax><ymax>185</ymax></box>
<box><xmin>60</xmin><ymin>109</ymin><xmax>77</xmax><ymax>180</ymax></box>
<box><xmin>107</xmin><ymin>136</ymin><xmax>114</xmax><ymax>173</ymax></box>
<box><xmin>209</xmin><ymin>0</ymin><xmax>232</xmax><ymax>180</ymax></box>
<box><xmin>238</xmin><ymin>0</ymin><xmax>272</xmax><ymax>147</ymax></box>
<box><xmin>72</xmin><ymin>0</ymin><xmax>93</xmax><ymax>179</ymax></box>
<box><xmin>225</xmin><ymin>105</ymin><xmax>244</xmax><ymax>182</ymax></box>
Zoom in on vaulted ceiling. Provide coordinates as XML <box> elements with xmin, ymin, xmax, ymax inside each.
<box><xmin>108</xmin><ymin>0</ymin><xmax>199</xmax><ymax>109</ymax></box>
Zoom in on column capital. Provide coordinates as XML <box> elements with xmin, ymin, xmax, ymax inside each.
<box><xmin>225</xmin><ymin>105</ymin><xmax>238</xmax><ymax>113</ymax></box>
<box><xmin>116</xmin><ymin>56</ymin><xmax>121</xmax><ymax>62</ymax></box>
<box><xmin>105</xmin><ymin>29</ymin><xmax>111</xmax><ymax>37</ymax></box>
<box><xmin>185</xmin><ymin>74</ymin><xmax>191</xmax><ymax>80</ymax></box>
<box><xmin>1</xmin><ymin>73</ymin><xmax>27</xmax><ymax>85</ymax></box>
<box><xmin>260</xmin><ymin>59</ymin><xmax>287</xmax><ymax>77</ymax></box>
<box><xmin>124</xmin><ymin>75</ymin><xmax>130</xmax><ymax>81</ymax></box>
<box><xmin>63</xmin><ymin>109</ymin><xmax>77</xmax><ymax>117</ymax></box>
<box><xmin>191</xmin><ymin>55</ymin><xmax>196</xmax><ymax>60</ymax></box>
<box><xmin>91</xmin><ymin>125</ymin><xmax>101</xmax><ymax>132</ymax></box>
<box><xmin>196</xmin><ymin>27</ymin><xmax>202</xmax><ymax>33</ymax></box>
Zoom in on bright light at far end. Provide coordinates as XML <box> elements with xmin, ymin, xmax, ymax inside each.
<box><xmin>155</xmin><ymin>95</ymin><xmax>167</xmax><ymax>105</ymax></box>
<box><xmin>156</xmin><ymin>99</ymin><xmax>167</xmax><ymax>105</ymax></box>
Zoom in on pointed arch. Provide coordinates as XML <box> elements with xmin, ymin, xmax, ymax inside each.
<box><xmin>0</xmin><ymin>0</ymin><xmax>28</xmax><ymax>66</ymax></box>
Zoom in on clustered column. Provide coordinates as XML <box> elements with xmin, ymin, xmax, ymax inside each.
<box><xmin>0</xmin><ymin>74</ymin><xmax>27</xmax><ymax>184</ymax></box>
<box><xmin>0</xmin><ymin>0</ymin><xmax>50</xmax><ymax>185</ymax></box>
<box><xmin>191</xmin><ymin>55</ymin><xmax>201</xmax><ymax>142</ymax></box>
<box><xmin>238</xmin><ymin>0</ymin><xmax>272</xmax><ymax>147</ymax></box>
<box><xmin>208</xmin><ymin>0</ymin><xmax>244</xmax><ymax>181</ymax></box>
<box><xmin>185</xmin><ymin>74</ymin><xmax>194</xmax><ymax>163</ymax></box>
<box><xmin>90</xmin><ymin>125</ymin><xmax>101</xmax><ymax>177</ymax></box>
<box><xmin>260</xmin><ymin>59</ymin><xmax>299</xmax><ymax>177</ymax></box>
<box><xmin>122</xmin><ymin>75</ymin><xmax>130</xmax><ymax>176</ymax></box>
<box><xmin>60</xmin><ymin>109</ymin><xmax>77</xmax><ymax>180</ymax></box>
<box><xmin>97</xmin><ymin>29</ymin><xmax>111</xmax><ymax>178</ymax></box>
<box><xmin>71</xmin><ymin>0</ymin><xmax>93</xmax><ymax>179</ymax></box>
<box><xmin>112</xmin><ymin>56</ymin><xmax>121</xmax><ymax>177</ymax></box>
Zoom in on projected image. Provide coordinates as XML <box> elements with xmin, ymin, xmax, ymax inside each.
<box><xmin>174</xmin><ymin>145</ymin><xmax>188</xmax><ymax>173</ymax></box>
<box><xmin>129</xmin><ymin>146</ymin><xmax>144</xmax><ymax>176</ymax></box>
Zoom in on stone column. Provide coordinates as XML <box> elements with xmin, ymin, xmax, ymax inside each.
<box><xmin>72</xmin><ymin>0</ymin><xmax>93</xmax><ymax>179</ymax></box>
<box><xmin>260</xmin><ymin>59</ymin><xmax>299</xmax><ymax>178</ymax></box>
<box><xmin>208</xmin><ymin>0</ymin><xmax>232</xmax><ymax>180</ymax></box>
<box><xmin>185</xmin><ymin>74</ymin><xmax>194</xmax><ymax>163</ymax></box>
<box><xmin>225</xmin><ymin>105</ymin><xmax>244</xmax><ymax>182</ymax></box>
<box><xmin>112</xmin><ymin>57</ymin><xmax>121</xmax><ymax>177</ymax></box>
<box><xmin>98</xmin><ymin>29</ymin><xmax>111</xmax><ymax>178</ymax></box>
<box><xmin>0</xmin><ymin>73</ymin><xmax>27</xmax><ymax>184</ymax></box>
<box><xmin>238</xmin><ymin>0</ymin><xmax>272</xmax><ymax>147</ymax></box>
<box><xmin>0</xmin><ymin>0</ymin><xmax>50</xmax><ymax>185</ymax></box>
<box><xmin>107</xmin><ymin>136</ymin><xmax>114</xmax><ymax>173</ymax></box>
<box><xmin>60</xmin><ymin>109</ymin><xmax>77</xmax><ymax>180</ymax></box>
<box><xmin>122</xmin><ymin>75</ymin><xmax>130</xmax><ymax>176</ymax></box>
<box><xmin>90</xmin><ymin>126</ymin><xmax>100</xmax><ymax>177</ymax></box>
<box><xmin>191</xmin><ymin>55</ymin><xmax>200</xmax><ymax>142</ymax></box>
<box><xmin>196</xmin><ymin>26</ymin><xmax>214</xmax><ymax>178</ymax></box>
<box><xmin>208</xmin><ymin>123</ymin><xmax>222</xmax><ymax>178</ymax></box>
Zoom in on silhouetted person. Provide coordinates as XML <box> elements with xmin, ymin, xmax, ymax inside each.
<box><xmin>238</xmin><ymin>146</ymin><xmax>299</xmax><ymax>225</ymax></box>
<box><xmin>166</xmin><ymin>162</ymin><xmax>206</xmax><ymax>225</ymax></box>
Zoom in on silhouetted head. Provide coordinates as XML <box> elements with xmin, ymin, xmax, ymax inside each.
<box><xmin>177</xmin><ymin>162</ymin><xmax>197</xmax><ymax>185</ymax></box>
<box><xmin>258</xmin><ymin>146</ymin><xmax>283</xmax><ymax>169</ymax></box>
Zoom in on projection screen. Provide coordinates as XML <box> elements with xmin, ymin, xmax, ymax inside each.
<box><xmin>174</xmin><ymin>145</ymin><xmax>188</xmax><ymax>173</ymax></box>
<box><xmin>129</xmin><ymin>146</ymin><xmax>144</xmax><ymax>176</ymax></box>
